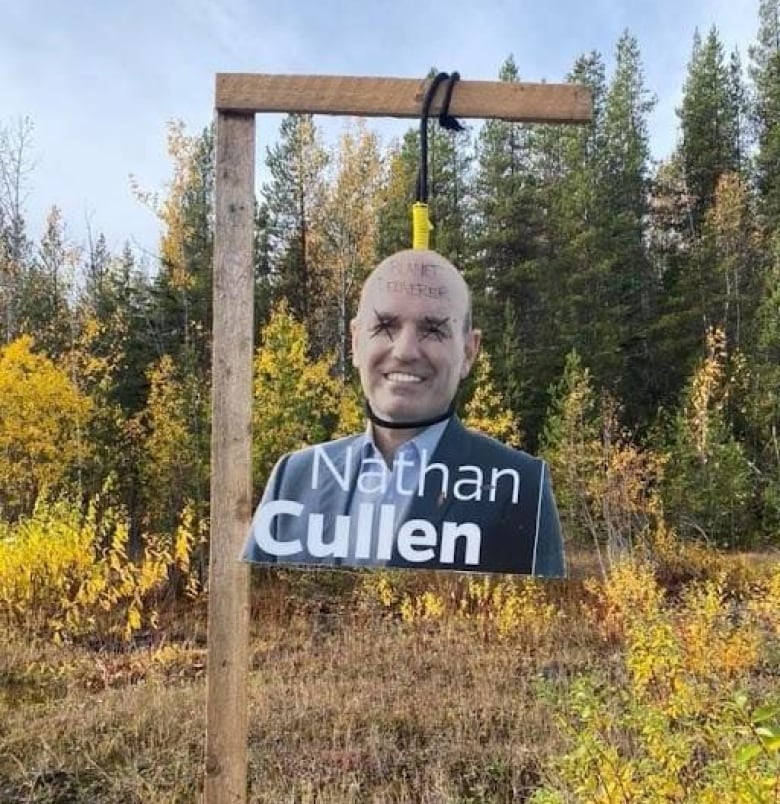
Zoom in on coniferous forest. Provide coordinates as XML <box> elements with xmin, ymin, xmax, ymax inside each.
<box><xmin>3</xmin><ymin>25</ymin><xmax>780</xmax><ymax>549</ymax></box>
<box><xmin>1</xmin><ymin>10</ymin><xmax>780</xmax><ymax>803</ymax></box>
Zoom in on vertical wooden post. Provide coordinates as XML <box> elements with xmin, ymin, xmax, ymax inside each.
<box><xmin>205</xmin><ymin>111</ymin><xmax>255</xmax><ymax>804</ymax></box>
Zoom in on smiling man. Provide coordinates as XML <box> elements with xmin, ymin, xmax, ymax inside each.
<box><xmin>351</xmin><ymin>249</ymin><xmax>479</xmax><ymax>458</ymax></box>
<box><xmin>243</xmin><ymin>249</ymin><xmax>565</xmax><ymax>577</ymax></box>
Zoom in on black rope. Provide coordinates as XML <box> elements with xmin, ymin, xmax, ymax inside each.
<box><xmin>364</xmin><ymin>398</ymin><xmax>457</xmax><ymax>430</ymax></box>
<box><xmin>438</xmin><ymin>72</ymin><xmax>463</xmax><ymax>131</ymax></box>
<box><xmin>416</xmin><ymin>71</ymin><xmax>463</xmax><ymax>205</ymax></box>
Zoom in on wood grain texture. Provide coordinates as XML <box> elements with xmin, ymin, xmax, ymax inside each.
<box><xmin>215</xmin><ymin>74</ymin><xmax>592</xmax><ymax>123</ymax></box>
<box><xmin>204</xmin><ymin>111</ymin><xmax>255</xmax><ymax>804</ymax></box>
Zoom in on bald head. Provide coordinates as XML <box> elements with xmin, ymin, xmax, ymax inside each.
<box><xmin>350</xmin><ymin>249</ymin><xmax>481</xmax><ymax>432</ymax></box>
<box><xmin>357</xmin><ymin>249</ymin><xmax>473</xmax><ymax>334</ymax></box>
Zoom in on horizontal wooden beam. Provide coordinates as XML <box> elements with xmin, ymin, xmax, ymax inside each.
<box><xmin>216</xmin><ymin>74</ymin><xmax>592</xmax><ymax>124</ymax></box>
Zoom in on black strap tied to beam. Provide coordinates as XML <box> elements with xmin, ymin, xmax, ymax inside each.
<box><xmin>416</xmin><ymin>71</ymin><xmax>463</xmax><ymax>205</ymax></box>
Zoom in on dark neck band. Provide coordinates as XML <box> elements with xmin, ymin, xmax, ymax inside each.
<box><xmin>364</xmin><ymin>399</ymin><xmax>456</xmax><ymax>430</ymax></box>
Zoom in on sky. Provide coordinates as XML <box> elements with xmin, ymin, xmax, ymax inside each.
<box><xmin>1</xmin><ymin>0</ymin><xmax>762</xmax><ymax>262</ymax></box>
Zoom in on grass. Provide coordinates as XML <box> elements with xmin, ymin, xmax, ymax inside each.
<box><xmin>1</xmin><ymin>548</ymin><xmax>778</xmax><ymax>803</ymax></box>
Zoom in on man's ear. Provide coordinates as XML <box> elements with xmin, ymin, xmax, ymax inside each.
<box><xmin>350</xmin><ymin>317</ymin><xmax>360</xmax><ymax>367</ymax></box>
<box><xmin>460</xmin><ymin>328</ymin><xmax>482</xmax><ymax>379</ymax></box>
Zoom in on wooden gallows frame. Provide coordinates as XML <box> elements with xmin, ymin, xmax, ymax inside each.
<box><xmin>206</xmin><ymin>72</ymin><xmax>592</xmax><ymax>804</ymax></box>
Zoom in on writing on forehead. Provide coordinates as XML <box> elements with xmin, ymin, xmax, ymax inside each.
<box><xmin>386</xmin><ymin>280</ymin><xmax>448</xmax><ymax>299</ymax></box>
<box><xmin>384</xmin><ymin>258</ymin><xmax>443</xmax><ymax>278</ymax></box>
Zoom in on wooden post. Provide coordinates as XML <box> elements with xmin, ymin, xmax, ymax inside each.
<box><xmin>205</xmin><ymin>72</ymin><xmax>592</xmax><ymax>804</ymax></box>
<box><xmin>205</xmin><ymin>111</ymin><xmax>255</xmax><ymax>804</ymax></box>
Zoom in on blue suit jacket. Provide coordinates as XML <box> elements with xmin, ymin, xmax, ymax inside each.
<box><xmin>242</xmin><ymin>417</ymin><xmax>565</xmax><ymax>577</ymax></box>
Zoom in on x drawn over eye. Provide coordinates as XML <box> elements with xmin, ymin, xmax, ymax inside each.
<box><xmin>419</xmin><ymin>317</ymin><xmax>450</xmax><ymax>342</ymax></box>
<box><xmin>370</xmin><ymin>312</ymin><xmax>398</xmax><ymax>340</ymax></box>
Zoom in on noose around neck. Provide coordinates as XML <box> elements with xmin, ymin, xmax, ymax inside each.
<box><xmin>364</xmin><ymin>398</ymin><xmax>456</xmax><ymax>430</ymax></box>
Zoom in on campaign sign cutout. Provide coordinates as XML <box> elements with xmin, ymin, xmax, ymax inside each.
<box><xmin>242</xmin><ymin>423</ymin><xmax>565</xmax><ymax>577</ymax></box>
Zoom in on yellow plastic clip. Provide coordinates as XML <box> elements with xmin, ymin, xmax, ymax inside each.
<box><xmin>412</xmin><ymin>202</ymin><xmax>432</xmax><ymax>250</ymax></box>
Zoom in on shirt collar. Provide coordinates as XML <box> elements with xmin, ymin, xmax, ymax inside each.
<box><xmin>360</xmin><ymin>417</ymin><xmax>450</xmax><ymax>461</ymax></box>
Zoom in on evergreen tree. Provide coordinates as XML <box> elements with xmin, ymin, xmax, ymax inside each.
<box><xmin>470</xmin><ymin>60</ymin><xmax>538</xmax><ymax>294</ymax></box>
<box><xmin>253</xmin><ymin>198</ymin><xmax>274</xmax><ymax>333</ymax></box>
<box><xmin>749</xmin><ymin>0</ymin><xmax>780</xmax><ymax>229</ymax></box>
<box><xmin>744</xmin><ymin>234</ymin><xmax>780</xmax><ymax>542</ymax></box>
<box><xmin>539</xmin><ymin>350</ymin><xmax>602</xmax><ymax>546</ymax></box>
<box><xmin>534</xmin><ymin>49</ymin><xmax>608</xmax><ymax>399</ymax></box>
<box><xmin>468</xmin><ymin>56</ymin><xmax>545</xmax><ymax>438</ymax></box>
<box><xmin>262</xmin><ymin>114</ymin><xmax>328</xmax><ymax>336</ymax></box>
<box><xmin>83</xmin><ymin>231</ymin><xmax>111</xmax><ymax>303</ymax></box>
<box><xmin>496</xmin><ymin>298</ymin><xmax>527</xmax><ymax>423</ymax></box>
<box><xmin>728</xmin><ymin>49</ymin><xmax>750</xmax><ymax>171</ymax></box>
<box><xmin>15</xmin><ymin>207</ymin><xmax>76</xmax><ymax>356</ymax></box>
<box><xmin>72</xmin><ymin>241</ymin><xmax>158</xmax><ymax>420</ymax></box>
<box><xmin>646</xmin><ymin>153</ymin><xmax>711</xmax><ymax>413</ymax></box>
<box><xmin>650</xmin><ymin>30</ymin><xmax>747</xmax><ymax>416</ymax></box>
<box><xmin>376</xmin><ymin>116</ymin><xmax>472</xmax><ymax>263</ymax></box>
<box><xmin>678</xmin><ymin>27</ymin><xmax>743</xmax><ymax>230</ymax></box>
<box><xmin>102</xmin><ymin>244</ymin><xmax>158</xmax><ymax>415</ymax></box>
<box><xmin>69</xmin><ymin>241</ymin><xmax>160</xmax><ymax>549</ymax></box>
<box><xmin>596</xmin><ymin>31</ymin><xmax>657</xmax><ymax>422</ymax></box>
<box><xmin>535</xmin><ymin>44</ymin><xmax>657</xmax><ymax>430</ymax></box>
<box><xmin>149</xmin><ymin>122</ymin><xmax>214</xmax><ymax>373</ymax></box>
<box><xmin>426</xmin><ymin>119</ymin><xmax>473</xmax><ymax>264</ymax></box>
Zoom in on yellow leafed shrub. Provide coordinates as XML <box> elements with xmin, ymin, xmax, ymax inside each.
<box><xmin>252</xmin><ymin>302</ymin><xmax>343</xmax><ymax>487</ymax></box>
<box><xmin>460</xmin><ymin>576</ymin><xmax>559</xmax><ymax>640</ymax></box>
<box><xmin>648</xmin><ymin>520</ymin><xmax>755</xmax><ymax>591</ymax></box>
<box><xmin>400</xmin><ymin>589</ymin><xmax>446</xmax><ymax>623</ymax></box>
<box><xmin>747</xmin><ymin>559</ymin><xmax>780</xmax><ymax>636</ymax></box>
<box><xmin>679</xmin><ymin>579</ymin><xmax>761</xmax><ymax>680</ymax></box>
<box><xmin>463</xmin><ymin>351</ymin><xmax>523</xmax><ymax>447</ymax></box>
<box><xmin>357</xmin><ymin>571</ymin><xmax>560</xmax><ymax>642</ymax></box>
<box><xmin>0</xmin><ymin>497</ymin><xmax>194</xmax><ymax>642</ymax></box>
<box><xmin>583</xmin><ymin>557</ymin><xmax>664</xmax><ymax>642</ymax></box>
<box><xmin>537</xmin><ymin>556</ymin><xmax>779</xmax><ymax>803</ymax></box>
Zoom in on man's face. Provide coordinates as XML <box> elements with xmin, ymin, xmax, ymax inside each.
<box><xmin>351</xmin><ymin>252</ymin><xmax>480</xmax><ymax>423</ymax></box>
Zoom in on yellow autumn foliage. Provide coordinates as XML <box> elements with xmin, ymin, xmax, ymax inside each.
<box><xmin>139</xmin><ymin>354</ymin><xmax>208</xmax><ymax>535</ymax></box>
<box><xmin>463</xmin><ymin>351</ymin><xmax>522</xmax><ymax>447</ymax></box>
<box><xmin>330</xmin><ymin>379</ymin><xmax>364</xmax><ymax>438</ymax></box>
<box><xmin>0</xmin><ymin>336</ymin><xmax>92</xmax><ymax>518</ymax></box>
<box><xmin>546</xmin><ymin>555</ymin><xmax>779</xmax><ymax>803</ymax></box>
<box><xmin>0</xmin><ymin>496</ymin><xmax>201</xmax><ymax>642</ymax></box>
<box><xmin>159</xmin><ymin>120</ymin><xmax>202</xmax><ymax>291</ymax></box>
<box><xmin>253</xmin><ymin>302</ymin><xmax>342</xmax><ymax>486</ymax></box>
<box><xmin>358</xmin><ymin>571</ymin><xmax>559</xmax><ymax>643</ymax></box>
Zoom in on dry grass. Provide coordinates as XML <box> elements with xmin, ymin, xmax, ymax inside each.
<box><xmin>1</xmin><ymin>548</ymin><xmax>777</xmax><ymax>803</ymax></box>
<box><xmin>246</xmin><ymin>616</ymin><xmax>592</xmax><ymax>803</ymax></box>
